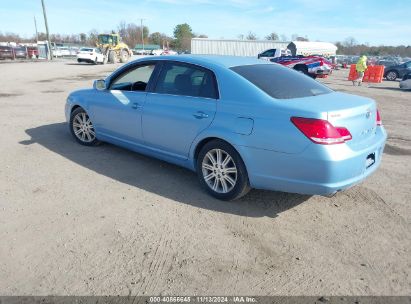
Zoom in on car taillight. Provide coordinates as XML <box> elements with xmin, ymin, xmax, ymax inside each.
<box><xmin>376</xmin><ymin>109</ymin><xmax>382</xmax><ymax>126</ymax></box>
<box><xmin>291</xmin><ymin>117</ymin><xmax>352</xmax><ymax>145</ymax></box>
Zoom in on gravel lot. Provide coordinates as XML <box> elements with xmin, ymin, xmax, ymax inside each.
<box><xmin>0</xmin><ymin>59</ymin><xmax>410</xmax><ymax>295</ymax></box>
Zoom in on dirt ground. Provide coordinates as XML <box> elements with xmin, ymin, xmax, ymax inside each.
<box><xmin>0</xmin><ymin>59</ymin><xmax>410</xmax><ymax>296</ymax></box>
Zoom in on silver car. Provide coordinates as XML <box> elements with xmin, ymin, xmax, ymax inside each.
<box><xmin>399</xmin><ymin>73</ymin><xmax>411</xmax><ymax>90</ymax></box>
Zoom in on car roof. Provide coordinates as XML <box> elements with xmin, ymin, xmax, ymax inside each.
<box><xmin>136</xmin><ymin>55</ymin><xmax>267</xmax><ymax>69</ymax></box>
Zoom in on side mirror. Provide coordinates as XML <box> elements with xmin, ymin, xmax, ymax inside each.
<box><xmin>93</xmin><ymin>79</ymin><xmax>106</xmax><ymax>91</ymax></box>
<box><xmin>257</xmin><ymin>54</ymin><xmax>261</xmax><ymax>59</ymax></box>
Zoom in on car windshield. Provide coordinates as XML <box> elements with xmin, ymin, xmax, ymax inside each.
<box><xmin>230</xmin><ymin>64</ymin><xmax>333</xmax><ymax>99</ymax></box>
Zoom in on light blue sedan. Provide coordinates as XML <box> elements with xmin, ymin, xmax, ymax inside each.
<box><xmin>65</xmin><ymin>55</ymin><xmax>387</xmax><ymax>200</ymax></box>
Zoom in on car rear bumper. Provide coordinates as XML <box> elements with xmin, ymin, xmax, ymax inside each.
<box><xmin>236</xmin><ymin>126</ymin><xmax>387</xmax><ymax>195</ymax></box>
<box><xmin>77</xmin><ymin>54</ymin><xmax>96</xmax><ymax>61</ymax></box>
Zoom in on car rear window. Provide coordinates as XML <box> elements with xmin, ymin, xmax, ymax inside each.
<box><xmin>230</xmin><ymin>64</ymin><xmax>333</xmax><ymax>99</ymax></box>
<box><xmin>80</xmin><ymin>48</ymin><xmax>93</xmax><ymax>52</ymax></box>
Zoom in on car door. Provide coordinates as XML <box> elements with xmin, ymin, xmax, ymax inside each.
<box><xmin>89</xmin><ymin>62</ymin><xmax>158</xmax><ymax>144</ymax></box>
<box><xmin>142</xmin><ymin>61</ymin><xmax>218</xmax><ymax>159</ymax></box>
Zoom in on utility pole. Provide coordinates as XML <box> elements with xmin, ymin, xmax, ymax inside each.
<box><xmin>34</xmin><ymin>15</ymin><xmax>39</xmax><ymax>43</ymax></box>
<box><xmin>41</xmin><ymin>0</ymin><xmax>52</xmax><ymax>60</ymax></box>
<box><xmin>140</xmin><ymin>18</ymin><xmax>145</xmax><ymax>52</ymax></box>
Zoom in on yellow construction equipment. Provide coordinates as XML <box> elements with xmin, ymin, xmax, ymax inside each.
<box><xmin>97</xmin><ymin>33</ymin><xmax>132</xmax><ymax>64</ymax></box>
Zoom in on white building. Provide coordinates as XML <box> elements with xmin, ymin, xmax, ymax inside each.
<box><xmin>191</xmin><ymin>38</ymin><xmax>289</xmax><ymax>57</ymax></box>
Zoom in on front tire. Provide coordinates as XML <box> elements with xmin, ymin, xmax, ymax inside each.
<box><xmin>70</xmin><ymin>108</ymin><xmax>100</xmax><ymax>146</ymax></box>
<box><xmin>196</xmin><ymin>140</ymin><xmax>250</xmax><ymax>201</ymax></box>
<box><xmin>108</xmin><ymin>51</ymin><xmax>116</xmax><ymax>64</ymax></box>
<box><xmin>386</xmin><ymin>70</ymin><xmax>398</xmax><ymax>81</ymax></box>
<box><xmin>119</xmin><ymin>49</ymin><xmax>129</xmax><ymax>63</ymax></box>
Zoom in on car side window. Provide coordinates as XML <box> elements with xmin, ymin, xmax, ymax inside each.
<box><xmin>110</xmin><ymin>64</ymin><xmax>156</xmax><ymax>92</ymax></box>
<box><xmin>261</xmin><ymin>49</ymin><xmax>275</xmax><ymax>57</ymax></box>
<box><xmin>154</xmin><ymin>62</ymin><xmax>218</xmax><ymax>99</ymax></box>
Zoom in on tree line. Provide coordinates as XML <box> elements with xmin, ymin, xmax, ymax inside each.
<box><xmin>1</xmin><ymin>25</ymin><xmax>410</xmax><ymax>56</ymax></box>
<box><xmin>335</xmin><ymin>37</ymin><xmax>411</xmax><ymax>57</ymax></box>
<box><xmin>0</xmin><ymin>22</ymin><xmax>204</xmax><ymax>51</ymax></box>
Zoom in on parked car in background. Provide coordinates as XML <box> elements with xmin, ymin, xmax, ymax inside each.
<box><xmin>0</xmin><ymin>46</ymin><xmax>15</xmax><ymax>60</ymax></box>
<box><xmin>77</xmin><ymin>47</ymin><xmax>105</xmax><ymax>64</ymax></box>
<box><xmin>384</xmin><ymin>61</ymin><xmax>411</xmax><ymax>81</ymax></box>
<box><xmin>399</xmin><ymin>73</ymin><xmax>411</xmax><ymax>90</ymax></box>
<box><xmin>59</xmin><ymin>47</ymin><xmax>71</xmax><ymax>57</ymax></box>
<box><xmin>270</xmin><ymin>55</ymin><xmax>333</xmax><ymax>78</ymax></box>
<box><xmin>258</xmin><ymin>48</ymin><xmax>291</xmax><ymax>60</ymax></box>
<box><xmin>376</xmin><ymin>59</ymin><xmax>400</xmax><ymax>69</ymax></box>
<box><xmin>13</xmin><ymin>46</ymin><xmax>28</xmax><ymax>59</ymax></box>
<box><xmin>53</xmin><ymin>48</ymin><xmax>62</xmax><ymax>57</ymax></box>
<box><xmin>27</xmin><ymin>46</ymin><xmax>39</xmax><ymax>58</ymax></box>
<box><xmin>161</xmin><ymin>49</ymin><xmax>177</xmax><ymax>55</ymax></box>
<box><xmin>133</xmin><ymin>49</ymin><xmax>151</xmax><ymax>55</ymax></box>
<box><xmin>151</xmin><ymin>49</ymin><xmax>164</xmax><ymax>56</ymax></box>
<box><xmin>65</xmin><ymin>56</ymin><xmax>386</xmax><ymax>200</ymax></box>
<box><xmin>69</xmin><ymin>47</ymin><xmax>79</xmax><ymax>56</ymax></box>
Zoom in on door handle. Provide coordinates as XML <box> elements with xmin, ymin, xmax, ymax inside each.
<box><xmin>193</xmin><ymin>111</ymin><xmax>209</xmax><ymax>119</ymax></box>
<box><xmin>132</xmin><ymin>102</ymin><xmax>142</xmax><ymax>110</ymax></box>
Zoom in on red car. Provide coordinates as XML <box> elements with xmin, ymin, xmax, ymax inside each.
<box><xmin>27</xmin><ymin>47</ymin><xmax>39</xmax><ymax>59</ymax></box>
<box><xmin>0</xmin><ymin>46</ymin><xmax>15</xmax><ymax>60</ymax></box>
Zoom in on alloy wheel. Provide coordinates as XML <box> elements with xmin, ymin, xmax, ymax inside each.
<box><xmin>387</xmin><ymin>71</ymin><xmax>397</xmax><ymax>81</ymax></box>
<box><xmin>201</xmin><ymin>148</ymin><xmax>238</xmax><ymax>194</ymax></box>
<box><xmin>72</xmin><ymin>112</ymin><xmax>96</xmax><ymax>143</ymax></box>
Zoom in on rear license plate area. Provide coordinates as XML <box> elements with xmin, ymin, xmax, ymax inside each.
<box><xmin>366</xmin><ymin>152</ymin><xmax>375</xmax><ymax>169</ymax></box>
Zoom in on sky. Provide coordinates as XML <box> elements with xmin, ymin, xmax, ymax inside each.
<box><xmin>1</xmin><ymin>0</ymin><xmax>410</xmax><ymax>46</ymax></box>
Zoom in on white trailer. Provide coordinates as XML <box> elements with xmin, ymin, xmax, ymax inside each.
<box><xmin>287</xmin><ymin>41</ymin><xmax>337</xmax><ymax>57</ymax></box>
<box><xmin>191</xmin><ymin>38</ymin><xmax>289</xmax><ymax>57</ymax></box>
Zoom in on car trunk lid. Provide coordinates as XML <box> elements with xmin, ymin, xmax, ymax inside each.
<box><xmin>285</xmin><ymin>92</ymin><xmax>377</xmax><ymax>148</ymax></box>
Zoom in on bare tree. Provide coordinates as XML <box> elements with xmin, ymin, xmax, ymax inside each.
<box><xmin>87</xmin><ymin>29</ymin><xmax>98</xmax><ymax>46</ymax></box>
<box><xmin>265</xmin><ymin>32</ymin><xmax>279</xmax><ymax>40</ymax></box>
<box><xmin>115</xmin><ymin>22</ymin><xmax>149</xmax><ymax>48</ymax></box>
<box><xmin>296</xmin><ymin>36</ymin><xmax>309</xmax><ymax>41</ymax></box>
<box><xmin>343</xmin><ymin>36</ymin><xmax>357</xmax><ymax>47</ymax></box>
<box><xmin>246</xmin><ymin>32</ymin><xmax>258</xmax><ymax>40</ymax></box>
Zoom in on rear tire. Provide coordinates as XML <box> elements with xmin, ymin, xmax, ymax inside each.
<box><xmin>196</xmin><ymin>139</ymin><xmax>250</xmax><ymax>201</ymax></box>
